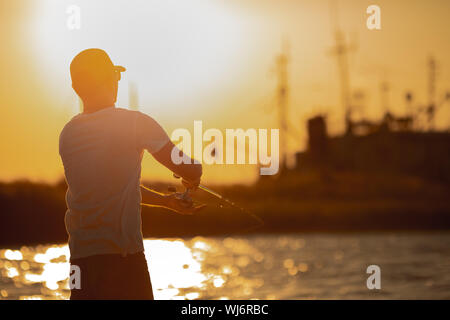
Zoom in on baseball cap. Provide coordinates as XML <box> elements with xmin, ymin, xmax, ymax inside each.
<box><xmin>70</xmin><ymin>48</ymin><xmax>126</xmax><ymax>90</ymax></box>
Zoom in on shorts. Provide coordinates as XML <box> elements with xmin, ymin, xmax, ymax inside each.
<box><xmin>69</xmin><ymin>251</ymin><xmax>154</xmax><ymax>300</ymax></box>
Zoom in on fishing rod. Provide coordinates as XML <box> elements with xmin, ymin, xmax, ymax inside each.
<box><xmin>172</xmin><ymin>175</ymin><xmax>264</xmax><ymax>230</ymax></box>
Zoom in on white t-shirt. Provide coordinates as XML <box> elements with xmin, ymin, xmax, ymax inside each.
<box><xmin>59</xmin><ymin>107</ymin><xmax>170</xmax><ymax>259</ymax></box>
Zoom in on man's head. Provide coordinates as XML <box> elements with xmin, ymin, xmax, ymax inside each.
<box><xmin>70</xmin><ymin>49</ymin><xmax>125</xmax><ymax>112</ymax></box>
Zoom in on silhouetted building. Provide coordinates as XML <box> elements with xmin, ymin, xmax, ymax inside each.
<box><xmin>307</xmin><ymin>116</ymin><xmax>328</xmax><ymax>167</ymax></box>
<box><xmin>295</xmin><ymin>115</ymin><xmax>450</xmax><ymax>183</ymax></box>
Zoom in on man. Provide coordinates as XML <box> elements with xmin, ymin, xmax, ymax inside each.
<box><xmin>59</xmin><ymin>48</ymin><xmax>203</xmax><ymax>300</ymax></box>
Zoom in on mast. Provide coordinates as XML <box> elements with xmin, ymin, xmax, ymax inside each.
<box><xmin>275</xmin><ymin>40</ymin><xmax>290</xmax><ymax>171</ymax></box>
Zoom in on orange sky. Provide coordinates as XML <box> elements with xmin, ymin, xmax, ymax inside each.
<box><xmin>1</xmin><ymin>0</ymin><xmax>450</xmax><ymax>185</ymax></box>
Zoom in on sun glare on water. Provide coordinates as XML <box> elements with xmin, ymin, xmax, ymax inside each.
<box><xmin>0</xmin><ymin>237</ymin><xmax>264</xmax><ymax>300</ymax></box>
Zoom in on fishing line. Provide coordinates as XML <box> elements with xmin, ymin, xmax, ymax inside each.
<box><xmin>172</xmin><ymin>174</ymin><xmax>264</xmax><ymax>232</ymax></box>
<box><xmin>196</xmin><ymin>184</ymin><xmax>265</xmax><ymax>231</ymax></box>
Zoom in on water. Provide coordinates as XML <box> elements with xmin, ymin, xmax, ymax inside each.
<box><xmin>0</xmin><ymin>233</ymin><xmax>449</xmax><ymax>300</ymax></box>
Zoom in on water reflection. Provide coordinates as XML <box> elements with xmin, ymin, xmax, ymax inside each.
<box><xmin>0</xmin><ymin>236</ymin><xmax>267</xmax><ymax>300</ymax></box>
<box><xmin>1</xmin><ymin>234</ymin><xmax>449</xmax><ymax>300</ymax></box>
<box><xmin>144</xmin><ymin>239</ymin><xmax>207</xmax><ymax>299</ymax></box>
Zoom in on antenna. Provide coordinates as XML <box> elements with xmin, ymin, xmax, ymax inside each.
<box><xmin>274</xmin><ymin>39</ymin><xmax>290</xmax><ymax>171</ymax></box>
<box><xmin>427</xmin><ymin>56</ymin><xmax>436</xmax><ymax>130</ymax></box>
<box><xmin>78</xmin><ymin>97</ymin><xmax>83</xmax><ymax>113</ymax></box>
<box><xmin>328</xmin><ymin>0</ymin><xmax>356</xmax><ymax>134</ymax></box>
<box><xmin>128</xmin><ymin>81</ymin><xmax>139</xmax><ymax>111</ymax></box>
<box><xmin>380</xmin><ymin>80</ymin><xmax>390</xmax><ymax>114</ymax></box>
<box><xmin>405</xmin><ymin>91</ymin><xmax>414</xmax><ymax>128</ymax></box>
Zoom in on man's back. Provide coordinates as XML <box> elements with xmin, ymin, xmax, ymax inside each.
<box><xmin>59</xmin><ymin>107</ymin><xmax>169</xmax><ymax>259</ymax></box>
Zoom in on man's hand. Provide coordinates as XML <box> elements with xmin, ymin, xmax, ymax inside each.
<box><xmin>182</xmin><ymin>178</ymin><xmax>201</xmax><ymax>190</ymax></box>
<box><xmin>164</xmin><ymin>193</ymin><xmax>205</xmax><ymax>215</ymax></box>
<box><xmin>152</xmin><ymin>142</ymin><xmax>203</xmax><ymax>190</ymax></box>
<box><xmin>172</xmin><ymin>173</ymin><xmax>201</xmax><ymax>191</ymax></box>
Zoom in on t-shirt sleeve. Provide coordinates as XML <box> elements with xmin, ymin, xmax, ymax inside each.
<box><xmin>135</xmin><ymin>111</ymin><xmax>171</xmax><ymax>154</ymax></box>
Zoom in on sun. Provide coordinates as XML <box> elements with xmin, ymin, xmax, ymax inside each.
<box><xmin>31</xmin><ymin>0</ymin><xmax>247</xmax><ymax>115</ymax></box>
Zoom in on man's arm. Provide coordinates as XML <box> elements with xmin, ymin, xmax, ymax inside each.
<box><xmin>152</xmin><ymin>141</ymin><xmax>203</xmax><ymax>189</ymax></box>
<box><xmin>135</xmin><ymin>112</ymin><xmax>202</xmax><ymax>188</ymax></box>
<box><xmin>135</xmin><ymin>112</ymin><xmax>203</xmax><ymax>212</ymax></box>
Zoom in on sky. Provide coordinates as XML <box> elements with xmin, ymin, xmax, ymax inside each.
<box><xmin>1</xmin><ymin>0</ymin><xmax>450</xmax><ymax>185</ymax></box>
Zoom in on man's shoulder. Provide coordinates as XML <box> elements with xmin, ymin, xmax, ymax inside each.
<box><xmin>116</xmin><ymin>107</ymin><xmax>148</xmax><ymax>117</ymax></box>
<box><xmin>114</xmin><ymin>107</ymin><xmax>134</xmax><ymax>114</ymax></box>
<box><xmin>59</xmin><ymin>116</ymin><xmax>79</xmax><ymax>139</ymax></box>
<box><xmin>118</xmin><ymin>108</ymin><xmax>162</xmax><ymax>127</ymax></box>
<box><xmin>114</xmin><ymin>107</ymin><xmax>145</xmax><ymax>120</ymax></box>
